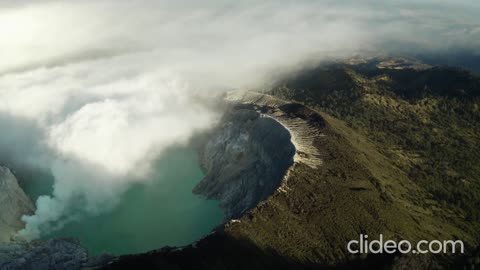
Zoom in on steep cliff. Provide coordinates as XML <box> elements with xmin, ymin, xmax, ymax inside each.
<box><xmin>0</xmin><ymin>166</ymin><xmax>35</xmax><ymax>242</ymax></box>
<box><xmin>193</xmin><ymin>108</ymin><xmax>295</xmax><ymax>219</ymax></box>
<box><xmin>0</xmin><ymin>239</ymin><xmax>90</xmax><ymax>270</ymax></box>
<box><xmin>0</xmin><ymin>165</ymin><xmax>110</xmax><ymax>270</ymax></box>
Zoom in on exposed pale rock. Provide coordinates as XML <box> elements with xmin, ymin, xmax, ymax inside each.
<box><xmin>194</xmin><ymin>91</ymin><xmax>326</xmax><ymax>219</ymax></box>
<box><xmin>0</xmin><ymin>166</ymin><xmax>35</xmax><ymax>242</ymax></box>
<box><xmin>193</xmin><ymin>108</ymin><xmax>295</xmax><ymax>219</ymax></box>
<box><xmin>225</xmin><ymin>91</ymin><xmax>324</xmax><ymax>169</ymax></box>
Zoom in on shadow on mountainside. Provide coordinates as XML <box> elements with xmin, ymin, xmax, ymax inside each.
<box><xmin>102</xmin><ymin>232</ymin><xmax>397</xmax><ymax>270</ymax></box>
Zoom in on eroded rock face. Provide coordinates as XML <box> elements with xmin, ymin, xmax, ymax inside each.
<box><xmin>0</xmin><ymin>166</ymin><xmax>35</xmax><ymax>242</ymax></box>
<box><xmin>0</xmin><ymin>239</ymin><xmax>89</xmax><ymax>270</ymax></box>
<box><xmin>0</xmin><ymin>166</ymin><xmax>105</xmax><ymax>270</ymax></box>
<box><xmin>193</xmin><ymin>108</ymin><xmax>295</xmax><ymax>219</ymax></box>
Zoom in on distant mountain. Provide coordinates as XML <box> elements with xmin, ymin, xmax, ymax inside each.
<box><xmin>416</xmin><ymin>50</ymin><xmax>480</xmax><ymax>75</ymax></box>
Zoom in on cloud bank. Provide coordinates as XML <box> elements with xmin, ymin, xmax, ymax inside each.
<box><xmin>0</xmin><ymin>0</ymin><xmax>478</xmax><ymax>239</ymax></box>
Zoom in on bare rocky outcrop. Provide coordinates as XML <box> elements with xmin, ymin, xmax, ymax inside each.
<box><xmin>193</xmin><ymin>108</ymin><xmax>295</xmax><ymax>219</ymax></box>
<box><xmin>225</xmin><ymin>91</ymin><xmax>325</xmax><ymax>169</ymax></box>
<box><xmin>193</xmin><ymin>91</ymin><xmax>325</xmax><ymax>219</ymax></box>
<box><xmin>0</xmin><ymin>166</ymin><xmax>35</xmax><ymax>243</ymax></box>
<box><xmin>0</xmin><ymin>166</ymin><xmax>112</xmax><ymax>270</ymax></box>
<box><xmin>0</xmin><ymin>239</ymin><xmax>90</xmax><ymax>270</ymax></box>
<box><xmin>0</xmin><ymin>237</ymin><xmax>113</xmax><ymax>270</ymax></box>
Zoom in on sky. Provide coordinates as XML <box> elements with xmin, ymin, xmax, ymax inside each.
<box><xmin>0</xmin><ymin>0</ymin><xmax>478</xmax><ymax>239</ymax></box>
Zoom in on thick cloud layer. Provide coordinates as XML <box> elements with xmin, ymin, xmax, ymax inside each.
<box><xmin>0</xmin><ymin>0</ymin><xmax>478</xmax><ymax>239</ymax></box>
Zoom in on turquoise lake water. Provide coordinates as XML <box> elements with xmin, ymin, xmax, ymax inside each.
<box><xmin>22</xmin><ymin>146</ymin><xmax>223</xmax><ymax>255</ymax></box>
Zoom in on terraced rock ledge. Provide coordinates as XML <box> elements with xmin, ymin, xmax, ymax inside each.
<box><xmin>225</xmin><ymin>91</ymin><xmax>324</xmax><ymax>169</ymax></box>
<box><xmin>193</xmin><ymin>90</ymin><xmax>325</xmax><ymax>219</ymax></box>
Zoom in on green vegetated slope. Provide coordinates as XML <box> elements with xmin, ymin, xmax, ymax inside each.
<box><xmin>255</xmin><ymin>62</ymin><xmax>480</xmax><ymax>265</ymax></box>
<box><xmin>106</xmin><ymin>60</ymin><xmax>480</xmax><ymax>270</ymax></box>
<box><xmin>271</xmin><ymin>63</ymin><xmax>480</xmax><ymax>224</ymax></box>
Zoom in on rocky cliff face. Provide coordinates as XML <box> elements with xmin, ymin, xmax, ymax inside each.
<box><xmin>0</xmin><ymin>166</ymin><xmax>35</xmax><ymax>242</ymax></box>
<box><xmin>193</xmin><ymin>108</ymin><xmax>295</xmax><ymax>219</ymax></box>
<box><xmin>0</xmin><ymin>165</ymin><xmax>112</xmax><ymax>270</ymax></box>
<box><xmin>0</xmin><ymin>236</ymin><xmax>114</xmax><ymax>270</ymax></box>
<box><xmin>0</xmin><ymin>239</ymin><xmax>90</xmax><ymax>270</ymax></box>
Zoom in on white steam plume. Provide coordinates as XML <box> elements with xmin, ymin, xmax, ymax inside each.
<box><xmin>0</xmin><ymin>0</ymin><xmax>477</xmax><ymax>239</ymax></box>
